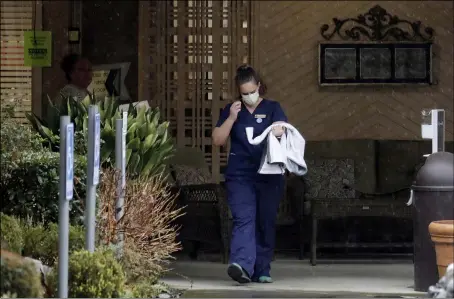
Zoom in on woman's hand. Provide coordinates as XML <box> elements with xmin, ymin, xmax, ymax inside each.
<box><xmin>212</xmin><ymin>102</ymin><xmax>240</xmax><ymax>147</ymax></box>
<box><xmin>228</xmin><ymin>101</ymin><xmax>242</xmax><ymax>121</ymax></box>
<box><xmin>272</xmin><ymin>121</ymin><xmax>285</xmax><ymax>137</ymax></box>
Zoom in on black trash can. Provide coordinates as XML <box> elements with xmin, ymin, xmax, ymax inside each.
<box><xmin>411</xmin><ymin>151</ymin><xmax>454</xmax><ymax>292</ymax></box>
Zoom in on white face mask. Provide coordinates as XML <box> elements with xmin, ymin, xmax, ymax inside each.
<box><xmin>242</xmin><ymin>90</ymin><xmax>259</xmax><ymax>106</ymax></box>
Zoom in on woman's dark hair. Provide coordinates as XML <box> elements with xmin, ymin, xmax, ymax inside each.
<box><xmin>235</xmin><ymin>64</ymin><xmax>267</xmax><ymax>96</ymax></box>
<box><xmin>60</xmin><ymin>53</ymin><xmax>82</xmax><ymax>82</ymax></box>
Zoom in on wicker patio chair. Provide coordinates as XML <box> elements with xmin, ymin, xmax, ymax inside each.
<box><xmin>169</xmin><ymin>146</ymin><xmax>230</xmax><ymax>263</ymax></box>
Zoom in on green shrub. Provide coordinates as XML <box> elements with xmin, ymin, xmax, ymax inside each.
<box><xmin>1</xmin><ymin>150</ymin><xmax>87</xmax><ymax>225</ymax></box>
<box><xmin>22</xmin><ymin>222</ymin><xmax>85</xmax><ymax>267</ymax></box>
<box><xmin>1</xmin><ymin>291</ymin><xmax>17</xmax><ymax>298</ymax></box>
<box><xmin>131</xmin><ymin>282</ymin><xmax>171</xmax><ymax>298</ymax></box>
<box><xmin>27</xmin><ymin>95</ymin><xmax>175</xmax><ymax>177</ymax></box>
<box><xmin>0</xmin><ymin>113</ymin><xmax>44</xmax><ymax>189</ymax></box>
<box><xmin>0</xmin><ymin>250</ymin><xmax>44</xmax><ymax>298</ymax></box>
<box><xmin>0</xmin><ymin>117</ymin><xmax>43</xmax><ymax>154</ymax></box>
<box><xmin>47</xmin><ymin>248</ymin><xmax>125</xmax><ymax>298</ymax></box>
<box><xmin>118</xmin><ymin>244</ymin><xmax>160</xmax><ymax>285</ymax></box>
<box><xmin>0</xmin><ymin>214</ymin><xmax>23</xmax><ymax>254</ymax></box>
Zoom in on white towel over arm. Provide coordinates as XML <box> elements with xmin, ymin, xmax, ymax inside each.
<box><xmin>245</xmin><ymin>123</ymin><xmax>307</xmax><ymax>176</ymax></box>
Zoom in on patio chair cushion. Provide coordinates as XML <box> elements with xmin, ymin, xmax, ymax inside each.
<box><xmin>304</xmin><ymin>158</ymin><xmax>355</xmax><ymax>199</ymax></box>
<box><xmin>305</xmin><ymin>140</ymin><xmax>376</xmax><ymax>194</ymax></box>
<box><xmin>173</xmin><ymin>164</ymin><xmax>211</xmax><ymax>186</ymax></box>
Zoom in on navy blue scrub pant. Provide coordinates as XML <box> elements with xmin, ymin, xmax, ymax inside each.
<box><xmin>226</xmin><ymin>175</ymin><xmax>284</xmax><ymax>279</ymax></box>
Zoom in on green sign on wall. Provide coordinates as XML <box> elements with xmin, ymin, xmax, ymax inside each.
<box><xmin>24</xmin><ymin>31</ymin><xmax>52</xmax><ymax>67</ymax></box>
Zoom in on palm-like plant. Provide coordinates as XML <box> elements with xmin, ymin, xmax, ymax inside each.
<box><xmin>26</xmin><ymin>95</ymin><xmax>174</xmax><ymax>177</ymax></box>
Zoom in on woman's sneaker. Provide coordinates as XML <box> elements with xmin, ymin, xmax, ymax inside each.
<box><xmin>227</xmin><ymin>263</ymin><xmax>251</xmax><ymax>283</ymax></box>
<box><xmin>257</xmin><ymin>276</ymin><xmax>273</xmax><ymax>283</ymax></box>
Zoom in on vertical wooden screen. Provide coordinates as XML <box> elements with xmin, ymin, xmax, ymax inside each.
<box><xmin>0</xmin><ymin>1</ymin><xmax>34</xmax><ymax>122</ymax></box>
<box><xmin>140</xmin><ymin>0</ymin><xmax>252</xmax><ymax>182</ymax></box>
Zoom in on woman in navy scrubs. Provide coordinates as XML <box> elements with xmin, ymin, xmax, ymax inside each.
<box><xmin>212</xmin><ymin>65</ymin><xmax>287</xmax><ymax>284</ymax></box>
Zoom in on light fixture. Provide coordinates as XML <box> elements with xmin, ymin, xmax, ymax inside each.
<box><xmin>68</xmin><ymin>27</ymin><xmax>80</xmax><ymax>44</ymax></box>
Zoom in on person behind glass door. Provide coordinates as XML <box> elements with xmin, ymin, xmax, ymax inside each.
<box><xmin>54</xmin><ymin>53</ymin><xmax>93</xmax><ymax>106</ymax></box>
<box><xmin>212</xmin><ymin>65</ymin><xmax>287</xmax><ymax>284</ymax></box>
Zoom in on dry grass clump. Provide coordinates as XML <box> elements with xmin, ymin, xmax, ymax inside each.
<box><xmin>97</xmin><ymin>168</ymin><xmax>184</xmax><ymax>283</ymax></box>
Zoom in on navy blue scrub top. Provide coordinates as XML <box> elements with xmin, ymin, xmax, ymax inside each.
<box><xmin>215</xmin><ymin>98</ymin><xmax>288</xmax><ymax>179</ymax></box>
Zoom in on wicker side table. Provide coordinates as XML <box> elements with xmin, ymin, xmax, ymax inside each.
<box><xmin>310</xmin><ymin>198</ymin><xmax>413</xmax><ymax>266</ymax></box>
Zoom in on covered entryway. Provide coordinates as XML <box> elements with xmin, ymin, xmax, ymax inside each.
<box><xmin>139</xmin><ymin>0</ymin><xmax>253</xmax><ymax>182</ymax></box>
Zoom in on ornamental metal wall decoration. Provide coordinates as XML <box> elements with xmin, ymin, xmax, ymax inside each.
<box><xmin>318</xmin><ymin>5</ymin><xmax>434</xmax><ymax>85</ymax></box>
<box><xmin>320</xmin><ymin>5</ymin><xmax>434</xmax><ymax>42</ymax></box>
<box><xmin>318</xmin><ymin>43</ymin><xmax>433</xmax><ymax>86</ymax></box>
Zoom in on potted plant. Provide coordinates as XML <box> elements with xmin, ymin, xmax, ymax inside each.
<box><xmin>429</xmin><ymin>220</ymin><xmax>454</xmax><ymax>278</ymax></box>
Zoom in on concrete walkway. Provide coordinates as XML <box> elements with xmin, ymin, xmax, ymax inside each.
<box><xmin>161</xmin><ymin>258</ymin><xmax>426</xmax><ymax>297</ymax></box>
